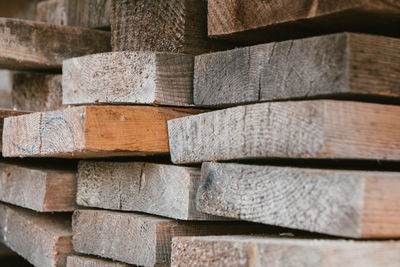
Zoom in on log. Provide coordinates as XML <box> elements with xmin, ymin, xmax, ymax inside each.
<box><xmin>197</xmin><ymin>162</ymin><xmax>400</xmax><ymax>238</ymax></box>
<box><xmin>36</xmin><ymin>0</ymin><xmax>111</xmax><ymax>29</ymax></box>
<box><xmin>111</xmin><ymin>0</ymin><xmax>229</xmax><ymax>54</ymax></box>
<box><xmin>0</xmin><ymin>109</ymin><xmax>29</xmax><ymax>152</ymax></box>
<box><xmin>208</xmin><ymin>0</ymin><xmax>400</xmax><ymax>43</ymax></box>
<box><xmin>63</xmin><ymin>52</ymin><xmax>193</xmax><ymax>106</ymax></box>
<box><xmin>72</xmin><ymin>209</ymin><xmax>276</xmax><ymax>266</ymax></box>
<box><xmin>171</xmin><ymin>235</ymin><xmax>400</xmax><ymax>267</ymax></box>
<box><xmin>0</xmin><ymin>202</ymin><xmax>72</xmax><ymax>267</ymax></box>
<box><xmin>0</xmin><ymin>18</ymin><xmax>110</xmax><ymax>70</ymax></box>
<box><xmin>77</xmin><ymin>161</ymin><xmax>219</xmax><ymax>220</ymax></box>
<box><xmin>67</xmin><ymin>255</ymin><xmax>132</xmax><ymax>267</ymax></box>
<box><xmin>168</xmin><ymin>100</ymin><xmax>400</xmax><ymax>163</ymax></box>
<box><xmin>0</xmin><ymin>162</ymin><xmax>76</xmax><ymax>212</ymax></box>
<box><xmin>12</xmin><ymin>72</ymin><xmax>62</xmax><ymax>111</ymax></box>
<box><xmin>194</xmin><ymin>33</ymin><xmax>400</xmax><ymax>106</ymax></box>
<box><xmin>2</xmin><ymin>105</ymin><xmax>202</xmax><ymax>158</ymax></box>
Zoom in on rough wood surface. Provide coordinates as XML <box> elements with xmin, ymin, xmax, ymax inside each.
<box><xmin>0</xmin><ymin>162</ymin><xmax>76</xmax><ymax>211</ymax></box>
<box><xmin>37</xmin><ymin>0</ymin><xmax>111</xmax><ymax>29</ymax></box>
<box><xmin>168</xmin><ymin>100</ymin><xmax>400</xmax><ymax>163</ymax></box>
<box><xmin>172</xmin><ymin>235</ymin><xmax>400</xmax><ymax>267</ymax></box>
<box><xmin>111</xmin><ymin>0</ymin><xmax>229</xmax><ymax>54</ymax></box>
<box><xmin>12</xmin><ymin>72</ymin><xmax>62</xmax><ymax>111</ymax></box>
<box><xmin>77</xmin><ymin>161</ymin><xmax>220</xmax><ymax>220</ymax></box>
<box><xmin>67</xmin><ymin>255</ymin><xmax>132</xmax><ymax>267</ymax></box>
<box><xmin>197</xmin><ymin>162</ymin><xmax>400</xmax><ymax>238</ymax></box>
<box><xmin>3</xmin><ymin>105</ymin><xmax>202</xmax><ymax>158</ymax></box>
<box><xmin>208</xmin><ymin>0</ymin><xmax>400</xmax><ymax>43</ymax></box>
<box><xmin>72</xmin><ymin>209</ymin><xmax>274</xmax><ymax>266</ymax></box>
<box><xmin>0</xmin><ymin>70</ymin><xmax>13</xmax><ymax>108</ymax></box>
<box><xmin>0</xmin><ymin>109</ymin><xmax>29</xmax><ymax>152</ymax></box>
<box><xmin>194</xmin><ymin>33</ymin><xmax>400</xmax><ymax>106</ymax></box>
<box><xmin>63</xmin><ymin>51</ymin><xmax>193</xmax><ymax>106</ymax></box>
<box><xmin>0</xmin><ymin>202</ymin><xmax>72</xmax><ymax>267</ymax></box>
<box><xmin>0</xmin><ymin>18</ymin><xmax>110</xmax><ymax>70</ymax></box>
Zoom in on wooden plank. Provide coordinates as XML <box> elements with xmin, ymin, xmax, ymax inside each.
<box><xmin>2</xmin><ymin>105</ymin><xmax>202</xmax><ymax>158</ymax></box>
<box><xmin>77</xmin><ymin>161</ymin><xmax>220</xmax><ymax>220</ymax></box>
<box><xmin>67</xmin><ymin>255</ymin><xmax>132</xmax><ymax>267</ymax></box>
<box><xmin>0</xmin><ymin>18</ymin><xmax>110</xmax><ymax>70</ymax></box>
<box><xmin>37</xmin><ymin>0</ymin><xmax>111</xmax><ymax>29</ymax></box>
<box><xmin>171</xmin><ymin>235</ymin><xmax>400</xmax><ymax>267</ymax></box>
<box><xmin>168</xmin><ymin>100</ymin><xmax>400</xmax><ymax>164</ymax></box>
<box><xmin>12</xmin><ymin>72</ymin><xmax>62</xmax><ymax>111</ymax></box>
<box><xmin>0</xmin><ymin>70</ymin><xmax>13</xmax><ymax>108</ymax></box>
<box><xmin>208</xmin><ymin>0</ymin><xmax>400</xmax><ymax>43</ymax></box>
<box><xmin>0</xmin><ymin>202</ymin><xmax>72</xmax><ymax>267</ymax></box>
<box><xmin>63</xmin><ymin>52</ymin><xmax>193</xmax><ymax>106</ymax></box>
<box><xmin>0</xmin><ymin>109</ymin><xmax>29</xmax><ymax>152</ymax></box>
<box><xmin>197</xmin><ymin>162</ymin><xmax>400</xmax><ymax>238</ymax></box>
<box><xmin>0</xmin><ymin>162</ymin><xmax>76</xmax><ymax>212</ymax></box>
<box><xmin>72</xmin><ymin>209</ymin><xmax>276</xmax><ymax>266</ymax></box>
<box><xmin>194</xmin><ymin>33</ymin><xmax>400</xmax><ymax>106</ymax></box>
<box><xmin>0</xmin><ymin>0</ymin><xmax>40</xmax><ymax>20</ymax></box>
<box><xmin>111</xmin><ymin>0</ymin><xmax>230</xmax><ymax>54</ymax></box>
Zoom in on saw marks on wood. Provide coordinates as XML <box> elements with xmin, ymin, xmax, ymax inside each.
<box><xmin>0</xmin><ymin>109</ymin><xmax>29</xmax><ymax>152</ymax></box>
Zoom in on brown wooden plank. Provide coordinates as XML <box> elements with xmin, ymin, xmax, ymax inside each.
<box><xmin>72</xmin><ymin>209</ymin><xmax>279</xmax><ymax>266</ymax></box>
<box><xmin>111</xmin><ymin>0</ymin><xmax>230</xmax><ymax>54</ymax></box>
<box><xmin>63</xmin><ymin>52</ymin><xmax>193</xmax><ymax>106</ymax></box>
<box><xmin>0</xmin><ymin>162</ymin><xmax>76</xmax><ymax>212</ymax></box>
<box><xmin>2</xmin><ymin>105</ymin><xmax>202</xmax><ymax>158</ymax></box>
<box><xmin>194</xmin><ymin>33</ymin><xmax>400</xmax><ymax>106</ymax></box>
<box><xmin>0</xmin><ymin>18</ymin><xmax>110</xmax><ymax>70</ymax></box>
<box><xmin>171</xmin><ymin>235</ymin><xmax>400</xmax><ymax>267</ymax></box>
<box><xmin>77</xmin><ymin>161</ymin><xmax>220</xmax><ymax>220</ymax></box>
<box><xmin>12</xmin><ymin>72</ymin><xmax>62</xmax><ymax>111</ymax></box>
<box><xmin>0</xmin><ymin>109</ymin><xmax>29</xmax><ymax>152</ymax></box>
<box><xmin>168</xmin><ymin>100</ymin><xmax>400</xmax><ymax>163</ymax></box>
<box><xmin>37</xmin><ymin>0</ymin><xmax>111</xmax><ymax>29</ymax></box>
<box><xmin>197</xmin><ymin>162</ymin><xmax>400</xmax><ymax>238</ymax></box>
<box><xmin>67</xmin><ymin>255</ymin><xmax>133</xmax><ymax>267</ymax></box>
<box><xmin>208</xmin><ymin>0</ymin><xmax>400</xmax><ymax>43</ymax></box>
<box><xmin>0</xmin><ymin>202</ymin><xmax>72</xmax><ymax>267</ymax></box>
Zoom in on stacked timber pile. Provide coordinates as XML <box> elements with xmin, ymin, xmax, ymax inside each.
<box><xmin>0</xmin><ymin>0</ymin><xmax>399</xmax><ymax>267</ymax></box>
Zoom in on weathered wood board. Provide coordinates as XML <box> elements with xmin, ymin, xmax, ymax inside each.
<box><xmin>67</xmin><ymin>255</ymin><xmax>132</xmax><ymax>267</ymax></box>
<box><xmin>12</xmin><ymin>72</ymin><xmax>62</xmax><ymax>111</ymax></box>
<box><xmin>63</xmin><ymin>51</ymin><xmax>193</xmax><ymax>106</ymax></box>
<box><xmin>72</xmin><ymin>209</ymin><xmax>276</xmax><ymax>266</ymax></box>
<box><xmin>0</xmin><ymin>202</ymin><xmax>72</xmax><ymax>267</ymax></box>
<box><xmin>0</xmin><ymin>109</ymin><xmax>29</xmax><ymax>151</ymax></box>
<box><xmin>168</xmin><ymin>100</ymin><xmax>400</xmax><ymax>163</ymax></box>
<box><xmin>0</xmin><ymin>70</ymin><xmax>13</xmax><ymax>108</ymax></box>
<box><xmin>194</xmin><ymin>33</ymin><xmax>400</xmax><ymax>106</ymax></box>
<box><xmin>3</xmin><ymin>105</ymin><xmax>202</xmax><ymax>158</ymax></box>
<box><xmin>171</xmin><ymin>235</ymin><xmax>400</xmax><ymax>267</ymax></box>
<box><xmin>37</xmin><ymin>0</ymin><xmax>111</xmax><ymax>29</ymax></box>
<box><xmin>208</xmin><ymin>0</ymin><xmax>400</xmax><ymax>43</ymax></box>
<box><xmin>0</xmin><ymin>162</ymin><xmax>76</xmax><ymax>211</ymax></box>
<box><xmin>0</xmin><ymin>18</ymin><xmax>110</xmax><ymax>70</ymax></box>
<box><xmin>77</xmin><ymin>161</ymin><xmax>220</xmax><ymax>220</ymax></box>
<box><xmin>111</xmin><ymin>0</ymin><xmax>230</xmax><ymax>54</ymax></box>
<box><xmin>197</xmin><ymin>162</ymin><xmax>400</xmax><ymax>238</ymax></box>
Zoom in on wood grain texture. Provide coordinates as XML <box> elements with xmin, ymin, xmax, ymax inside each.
<box><xmin>0</xmin><ymin>162</ymin><xmax>76</xmax><ymax>211</ymax></box>
<box><xmin>111</xmin><ymin>0</ymin><xmax>229</xmax><ymax>54</ymax></box>
<box><xmin>37</xmin><ymin>0</ymin><xmax>111</xmax><ymax>29</ymax></box>
<box><xmin>77</xmin><ymin>161</ymin><xmax>220</xmax><ymax>220</ymax></box>
<box><xmin>168</xmin><ymin>100</ymin><xmax>400</xmax><ymax>163</ymax></box>
<box><xmin>197</xmin><ymin>162</ymin><xmax>400</xmax><ymax>238</ymax></box>
<box><xmin>0</xmin><ymin>18</ymin><xmax>110</xmax><ymax>70</ymax></box>
<box><xmin>67</xmin><ymin>255</ymin><xmax>132</xmax><ymax>267</ymax></box>
<box><xmin>194</xmin><ymin>33</ymin><xmax>400</xmax><ymax>106</ymax></box>
<box><xmin>0</xmin><ymin>70</ymin><xmax>13</xmax><ymax>108</ymax></box>
<box><xmin>63</xmin><ymin>51</ymin><xmax>193</xmax><ymax>106</ymax></box>
<box><xmin>172</xmin><ymin>235</ymin><xmax>400</xmax><ymax>267</ymax></box>
<box><xmin>2</xmin><ymin>105</ymin><xmax>202</xmax><ymax>158</ymax></box>
<box><xmin>0</xmin><ymin>202</ymin><xmax>72</xmax><ymax>267</ymax></box>
<box><xmin>0</xmin><ymin>109</ymin><xmax>29</xmax><ymax>152</ymax></box>
<box><xmin>72</xmin><ymin>209</ymin><xmax>274</xmax><ymax>266</ymax></box>
<box><xmin>12</xmin><ymin>72</ymin><xmax>62</xmax><ymax>111</ymax></box>
<box><xmin>208</xmin><ymin>0</ymin><xmax>400</xmax><ymax>43</ymax></box>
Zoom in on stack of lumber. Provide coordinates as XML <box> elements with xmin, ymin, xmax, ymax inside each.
<box><xmin>0</xmin><ymin>0</ymin><xmax>399</xmax><ymax>266</ymax></box>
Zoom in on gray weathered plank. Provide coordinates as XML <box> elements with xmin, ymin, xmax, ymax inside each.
<box><xmin>66</xmin><ymin>255</ymin><xmax>132</xmax><ymax>267</ymax></box>
<box><xmin>168</xmin><ymin>100</ymin><xmax>400</xmax><ymax>163</ymax></box>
